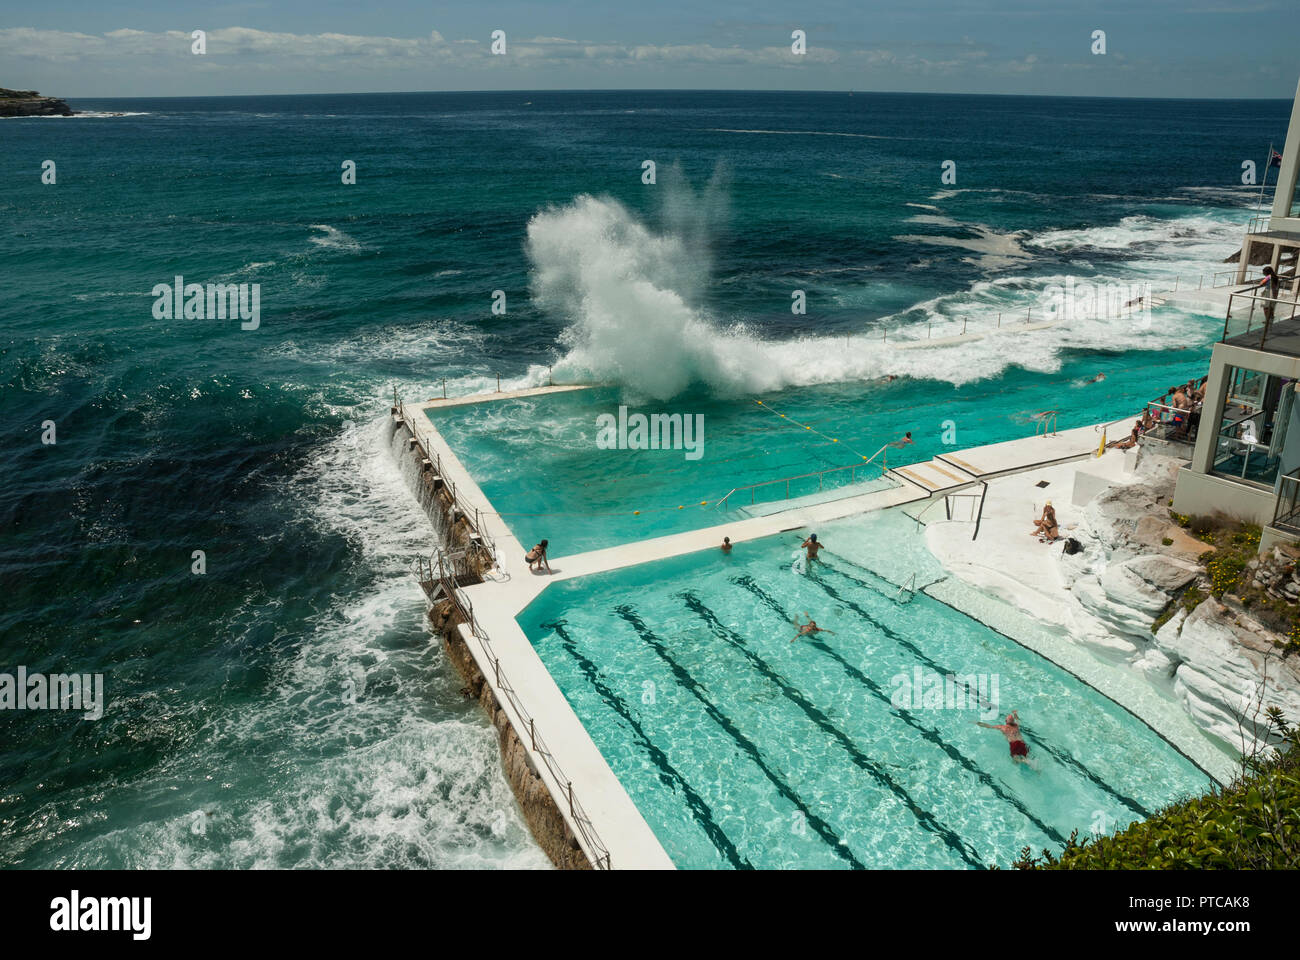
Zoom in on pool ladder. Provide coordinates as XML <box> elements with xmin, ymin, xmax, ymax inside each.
<box><xmin>896</xmin><ymin>573</ymin><xmax>917</xmax><ymax>603</ymax></box>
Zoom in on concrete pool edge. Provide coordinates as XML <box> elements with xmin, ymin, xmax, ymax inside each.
<box><xmin>392</xmin><ymin>393</ymin><xmax>675</xmax><ymax>870</ymax></box>
<box><xmin>396</xmin><ymin>385</ymin><xmax>1228</xmax><ymax>868</ymax></box>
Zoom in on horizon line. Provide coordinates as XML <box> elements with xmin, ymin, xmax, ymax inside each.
<box><xmin>60</xmin><ymin>87</ymin><xmax>1294</xmax><ymax>103</ymax></box>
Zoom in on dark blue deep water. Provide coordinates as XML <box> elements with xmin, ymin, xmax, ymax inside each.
<box><xmin>0</xmin><ymin>91</ymin><xmax>1289</xmax><ymax>867</ymax></box>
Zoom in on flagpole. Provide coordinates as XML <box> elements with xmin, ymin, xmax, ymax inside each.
<box><xmin>1256</xmin><ymin>142</ymin><xmax>1273</xmax><ymax>215</ymax></box>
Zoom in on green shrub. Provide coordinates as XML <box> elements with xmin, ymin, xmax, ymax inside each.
<box><xmin>1012</xmin><ymin>711</ymin><xmax>1299</xmax><ymax>869</ymax></box>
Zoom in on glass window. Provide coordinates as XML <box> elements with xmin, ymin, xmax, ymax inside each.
<box><xmin>1210</xmin><ymin>365</ymin><xmax>1293</xmax><ymax>487</ymax></box>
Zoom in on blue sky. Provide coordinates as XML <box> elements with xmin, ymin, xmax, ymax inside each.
<box><xmin>2</xmin><ymin>0</ymin><xmax>1295</xmax><ymax>99</ymax></box>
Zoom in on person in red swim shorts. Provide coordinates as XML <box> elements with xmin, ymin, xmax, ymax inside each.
<box><xmin>977</xmin><ymin>710</ymin><xmax>1030</xmax><ymax>763</ymax></box>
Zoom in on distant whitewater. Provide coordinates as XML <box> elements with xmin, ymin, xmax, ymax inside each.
<box><xmin>525</xmin><ymin>191</ymin><xmax>1239</xmax><ymax>401</ymax></box>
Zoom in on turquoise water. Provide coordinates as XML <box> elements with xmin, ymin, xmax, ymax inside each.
<box><xmin>2</xmin><ymin>90</ymin><xmax>1281</xmax><ymax>868</ymax></box>
<box><xmin>519</xmin><ymin>512</ymin><xmax>1211</xmax><ymax>868</ymax></box>
<box><xmin>429</xmin><ymin>341</ymin><xmax>1212</xmax><ymax>553</ymax></box>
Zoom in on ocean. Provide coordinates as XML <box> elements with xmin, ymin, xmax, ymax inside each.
<box><xmin>0</xmin><ymin>90</ymin><xmax>1289</xmax><ymax>868</ymax></box>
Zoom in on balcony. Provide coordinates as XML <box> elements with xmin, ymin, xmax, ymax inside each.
<box><xmin>1222</xmin><ymin>285</ymin><xmax>1300</xmax><ymax>357</ymax></box>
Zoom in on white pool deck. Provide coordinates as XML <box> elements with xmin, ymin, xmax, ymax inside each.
<box><xmin>921</xmin><ymin>452</ymin><xmax>1238</xmax><ymax>786</ymax></box>
<box><xmin>402</xmin><ymin>385</ymin><xmax>1224</xmax><ymax>867</ymax></box>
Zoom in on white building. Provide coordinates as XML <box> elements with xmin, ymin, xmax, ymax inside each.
<box><xmin>1173</xmin><ymin>78</ymin><xmax>1300</xmax><ymax>549</ymax></box>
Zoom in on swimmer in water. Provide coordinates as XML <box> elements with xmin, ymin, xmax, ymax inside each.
<box><xmin>977</xmin><ymin>710</ymin><xmax>1030</xmax><ymax>763</ymax></box>
<box><xmin>790</xmin><ymin>613</ymin><xmax>835</xmax><ymax>643</ymax></box>
<box><xmin>1086</xmin><ymin>373</ymin><xmax>1106</xmax><ymax>384</ymax></box>
<box><xmin>721</xmin><ymin>536</ymin><xmax>732</xmax><ymax>554</ymax></box>
<box><xmin>800</xmin><ymin>533</ymin><xmax>824</xmax><ymax>563</ymax></box>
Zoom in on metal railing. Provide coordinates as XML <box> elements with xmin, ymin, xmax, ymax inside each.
<box><xmin>715</xmin><ymin>442</ymin><xmax>897</xmax><ymax>510</ymax></box>
<box><xmin>1273</xmin><ymin>466</ymin><xmax>1300</xmax><ymax>531</ymax></box>
<box><xmin>942</xmin><ymin>482</ymin><xmax>989</xmax><ymax>541</ymax></box>
<box><xmin>895</xmin><ymin>572</ymin><xmax>917</xmax><ymax>602</ymax></box>
<box><xmin>1221</xmin><ymin>288</ymin><xmax>1300</xmax><ymax>352</ymax></box>
<box><xmin>427</xmin><ymin>552</ymin><xmax>613</xmax><ymax>870</ymax></box>
<box><xmin>1142</xmin><ymin>385</ymin><xmax>1205</xmax><ymax>445</ymax></box>
<box><xmin>393</xmin><ymin>392</ymin><xmax>498</xmax><ymax>564</ymax></box>
<box><xmin>1032</xmin><ymin>411</ymin><xmax>1058</xmax><ymax>437</ymax></box>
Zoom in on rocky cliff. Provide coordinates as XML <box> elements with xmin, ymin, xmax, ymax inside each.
<box><xmin>0</xmin><ymin>88</ymin><xmax>74</xmax><ymax>117</ymax></box>
<box><xmin>1062</xmin><ymin>453</ymin><xmax>1300</xmax><ymax>754</ymax></box>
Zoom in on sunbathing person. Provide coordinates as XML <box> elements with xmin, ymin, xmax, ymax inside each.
<box><xmin>1031</xmin><ymin>501</ymin><xmax>1059</xmax><ymax>541</ymax></box>
<box><xmin>1108</xmin><ymin>421</ymin><xmax>1141</xmax><ymax>450</ymax></box>
<box><xmin>791</xmin><ymin>613</ymin><xmax>835</xmax><ymax>643</ymax></box>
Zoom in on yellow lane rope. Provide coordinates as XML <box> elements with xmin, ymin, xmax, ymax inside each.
<box><xmin>751</xmin><ymin>399</ymin><xmax>877</xmax><ymax>462</ymax></box>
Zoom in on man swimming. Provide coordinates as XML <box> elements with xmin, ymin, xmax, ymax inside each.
<box><xmin>800</xmin><ymin>533</ymin><xmax>823</xmax><ymax>563</ymax></box>
<box><xmin>790</xmin><ymin>613</ymin><xmax>835</xmax><ymax>643</ymax></box>
<box><xmin>977</xmin><ymin>711</ymin><xmax>1030</xmax><ymax>763</ymax></box>
<box><xmin>721</xmin><ymin>536</ymin><xmax>732</xmax><ymax>554</ymax></box>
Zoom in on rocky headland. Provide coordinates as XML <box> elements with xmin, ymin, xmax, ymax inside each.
<box><xmin>0</xmin><ymin>88</ymin><xmax>74</xmax><ymax>117</ymax></box>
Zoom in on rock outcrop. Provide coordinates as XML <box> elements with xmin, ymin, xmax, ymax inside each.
<box><xmin>1061</xmin><ymin>451</ymin><xmax>1300</xmax><ymax>753</ymax></box>
<box><xmin>0</xmin><ymin>88</ymin><xmax>74</xmax><ymax>117</ymax></box>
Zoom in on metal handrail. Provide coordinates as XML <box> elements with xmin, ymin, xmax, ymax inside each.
<box><xmin>1032</xmin><ymin>411</ymin><xmax>1058</xmax><ymax>437</ymax></box>
<box><xmin>895</xmin><ymin>573</ymin><xmax>917</xmax><ymax>601</ymax></box>
<box><xmin>430</xmin><ymin>553</ymin><xmax>613</xmax><ymax>870</ymax></box>
<box><xmin>1273</xmin><ymin>467</ymin><xmax>1300</xmax><ymax>529</ymax></box>
<box><xmin>394</xmin><ymin>394</ymin><xmax>498</xmax><ymax>564</ymax></box>
<box><xmin>715</xmin><ymin>442</ymin><xmax>896</xmax><ymax>510</ymax></box>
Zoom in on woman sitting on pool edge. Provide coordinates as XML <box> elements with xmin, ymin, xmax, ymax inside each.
<box><xmin>525</xmin><ymin>539</ymin><xmax>551</xmax><ymax>574</ymax></box>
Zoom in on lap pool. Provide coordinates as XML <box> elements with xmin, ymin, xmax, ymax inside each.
<box><xmin>427</xmin><ymin>347</ymin><xmax>1212</xmax><ymax>554</ymax></box>
<box><xmin>516</xmin><ymin>513</ymin><xmax>1211</xmax><ymax>869</ymax></box>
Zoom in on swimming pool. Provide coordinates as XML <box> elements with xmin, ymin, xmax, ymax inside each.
<box><xmin>518</xmin><ymin>513</ymin><xmax>1211</xmax><ymax>869</ymax></box>
<box><xmin>428</xmin><ymin>346</ymin><xmax>1213</xmax><ymax>553</ymax></box>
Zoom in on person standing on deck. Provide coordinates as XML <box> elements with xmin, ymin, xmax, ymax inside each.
<box><xmin>1248</xmin><ymin>266</ymin><xmax>1282</xmax><ymax>323</ymax></box>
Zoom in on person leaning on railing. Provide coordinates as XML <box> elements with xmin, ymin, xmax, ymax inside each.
<box><xmin>1241</xmin><ymin>266</ymin><xmax>1282</xmax><ymax>323</ymax></box>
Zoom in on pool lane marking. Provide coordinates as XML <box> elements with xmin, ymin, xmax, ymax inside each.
<box><xmin>541</xmin><ymin>619</ymin><xmax>752</xmax><ymax>870</ymax></box>
<box><xmin>918</xmin><ymin>582</ymin><xmax>1222</xmax><ymax>789</ymax></box>
<box><xmin>614</xmin><ymin>605</ymin><xmax>866</xmax><ymax>869</ymax></box>
<box><xmin>722</xmin><ymin>578</ymin><xmax>1068</xmax><ymax>849</ymax></box>
<box><xmin>784</xmin><ymin>565</ymin><xmax>1156</xmax><ymax>820</ymax></box>
<box><xmin>806</xmin><ymin>567</ymin><xmax>1157</xmax><ymax>818</ymax></box>
<box><xmin>679</xmin><ymin>592</ymin><xmax>987</xmax><ymax>869</ymax></box>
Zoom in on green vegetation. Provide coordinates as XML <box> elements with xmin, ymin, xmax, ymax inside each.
<box><xmin>1012</xmin><ymin>711</ymin><xmax>1300</xmax><ymax>869</ymax></box>
<box><xmin>1151</xmin><ymin>584</ymin><xmax>1204</xmax><ymax>635</ymax></box>
<box><xmin>1154</xmin><ymin>514</ymin><xmax>1298</xmax><ymax>653</ymax></box>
